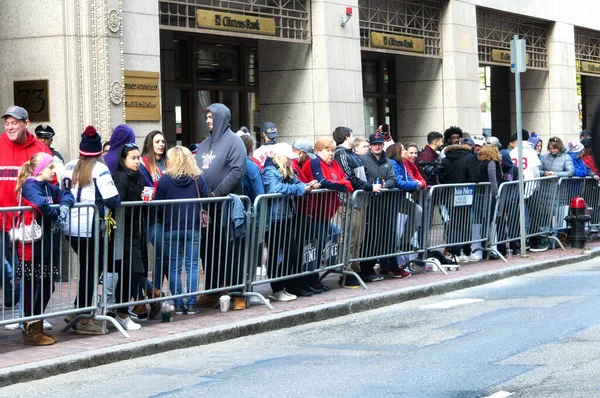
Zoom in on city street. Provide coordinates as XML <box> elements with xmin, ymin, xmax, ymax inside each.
<box><xmin>2</xmin><ymin>259</ymin><xmax>600</xmax><ymax>397</ymax></box>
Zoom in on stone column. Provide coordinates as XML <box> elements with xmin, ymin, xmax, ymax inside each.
<box><xmin>259</xmin><ymin>0</ymin><xmax>364</xmax><ymax>143</ymax></box>
<box><xmin>440</xmin><ymin>1</ymin><xmax>481</xmax><ymax>135</ymax></box>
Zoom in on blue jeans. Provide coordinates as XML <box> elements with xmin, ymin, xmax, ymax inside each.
<box><xmin>149</xmin><ymin>223</ymin><xmax>167</xmax><ymax>290</ymax></box>
<box><xmin>165</xmin><ymin>229</ymin><xmax>200</xmax><ymax>308</ymax></box>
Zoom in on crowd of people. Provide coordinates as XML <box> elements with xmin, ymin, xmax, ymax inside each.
<box><xmin>0</xmin><ymin>103</ymin><xmax>595</xmax><ymax>346</ymax></box>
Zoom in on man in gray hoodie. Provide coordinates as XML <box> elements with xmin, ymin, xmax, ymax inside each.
<box><xmin>195</xmin><ymin>103</ymin><xmax>247</xmax><ymax>309</ymax></box>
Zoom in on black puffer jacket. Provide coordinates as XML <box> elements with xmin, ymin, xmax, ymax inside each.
<box><xmin>439</xmin><ymin>145</ymin><xmax>481</xmax><ymax>184</ymax></box>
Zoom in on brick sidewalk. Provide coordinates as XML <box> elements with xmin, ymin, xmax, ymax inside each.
<box><xmin>0</xmin><ymin>242</ymin><xmax>595</xmax><ymax>371</ymax></box>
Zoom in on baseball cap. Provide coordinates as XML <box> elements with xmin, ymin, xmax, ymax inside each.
<box><xmin>486</xmin><ymin>136</ymin><xmax>501</xmax><ymax>148</ymax></box>
<box><xmin>369</xmin><ymin>133</ymin><xmax>384</xmax><ymax>144</ymax></box>
<box><xmin>462</xmin><ymin>137</ymin><xmax>475</xmax><ymax>147</ymax></box>
<box><xmin>472</xmin><ymin>135</ymin><xmax>486</xmax><ymax>146</ymax></box>
<box><xmin>292</xmin><ymin>139</ymin><xmax>316</xmax><ymax>159</ymax></box>
<box><xmin>273</xmin><ymin>144</ymin><xmax>298</xmax><ymax>160</ymax></box>
<box><xmin>2</xmin><ymin>106</ymin><xmax>29</xmax><ymax>121</ymax></box>
<box><xmin>262</xmin><ymin>122</ymin><xmax>279</xmax><ymax>139</ymax></box>
<box><xmin>35</xmin><ymin>124</ymin><xmax>56</xmax><ymax>138</ymax></box>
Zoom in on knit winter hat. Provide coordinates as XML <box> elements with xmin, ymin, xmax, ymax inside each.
<box><xmin>79</xmin><ymin>125</ymin><xmax>102</xmax><ymax>157</ymax></box>
<box><xmin>569</xmin><ymin>141</ymin><xmax>584</xmax><ymax>156</ymax></box>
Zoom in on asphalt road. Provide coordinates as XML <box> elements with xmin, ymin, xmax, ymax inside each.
<box><xmin>3</xmin><ymin>259</ymin><xmax>600</xmax><ymax>398</ymax></box>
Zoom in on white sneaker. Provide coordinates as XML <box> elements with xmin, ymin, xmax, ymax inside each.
<box><xmin>455</xmin><ymin>254</ymin><xmax>470</xmax><ymax>263</ymax></box>
<box><xmin>466</xmin><ymin>253</ymin><xmax>480</xmax><ymax>262</ymax></box>
<box><xmin>43</xmin><ymin>320</ymin><xmax>52</xmax><ymax>330</ymax></box>
<box><xmin>4</xmin><ymin>322</ymin><xmax>20</xmax><ymax>330</ymax></box>
<box><xmin>116</xmin><ymin>315</ymin><xmax>141</xmax><ymax>331</ymax></box>
<box><xmin>268</xmin><ymin>290</ymin><xmax>296</xmax><ymax>302</ymax></box>
<box><xmin>282</xmin><ymin>289</ymin><xmax>297</xmax><ymax>300</ymax></box>
<box><xmin>75</xmin><ymin>320</ymin><xmax>105</xmax><ymax>335</ymax></box>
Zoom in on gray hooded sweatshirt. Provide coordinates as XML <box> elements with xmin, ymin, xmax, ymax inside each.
<box><xmin>195</xmin><ymin>103</ymin><xmax>246</xmax><ymax>196</ymax></box>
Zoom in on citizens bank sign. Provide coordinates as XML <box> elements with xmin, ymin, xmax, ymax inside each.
<box><xmin>370</xmin><ymin>32</ymin><xmax>424</xmax><ymax>53</ymax></box>
<box><xmin>196</xmin><ymin>10</ymin><xmax>276</xmax><ymax>36</ymax></box>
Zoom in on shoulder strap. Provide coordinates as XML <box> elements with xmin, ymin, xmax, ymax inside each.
<box><xmin>195</xmin><ymin>178</ymin><xmax>201</xmax><ymax>198</ymax></box>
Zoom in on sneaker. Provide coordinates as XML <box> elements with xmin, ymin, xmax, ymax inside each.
<box><xmin>4</xmin><ymin>322</ymin><xmax>20</xmax><ymax>330</ymax></box>
<box><xmin>380</xmin><ymin>268</ymin><xmax>404</xmax><ymax>278</ymax></box>
<box><xmin>466</xmin><ymin>253</ymin><xmax>480</xmax><ymax>262</ymax></box>
<box><xmin>268</xmin><ymin>290</ymin><xmax>296</xmax><ymax>302</ymax></box>
<box><xmin>43</xmin><ymin>320</ymin><xmax>52</xmax><ymax>330</ymax></box>
<box><xmin>342</xmin><ymin>275</ymin><xmax>361</xmax><ymax>288</ymax></box>
<box><xmin>116</xmin><ymin>315</ymin><xmax>141</xmax><ymax>331</ymax></box>
<box><xmin>174</xmin><ymin>306</ymin><xmax>186</xmax><ymax>315</ymax></box>
<box><xmin>282</xmin><ymin>289</ymin><xmax>297</xmax><ymax>300</ymax></box>
<box><xmin>529</xmin><ymin>242</ymin><xmax>548</xmax><ymax>252</ymax></box>
<box><xmin>287</xmin><ymin>288</ymin><xmax>313</xmax><ymax>297</ymax></box>
<box><xmin>311</xmin><ymin>282</ymin><xmax>330</xmax><ymax>292</ymax></box>
<box><xmin>455</xmin><ymin>254</ymin><xmax>470</xmax><ymax>263</ymax></box>
<box><xmin>186</xmin><ymin>305</ymin><xmax>199</xmax><ymax>315</ymax></box>
<box><xmin>399</xmin><ymin>268</ymin><xmax>412</xmax><ymax>278</ymax></box>
<box><xmin>75</xmin><ymin>320</ymin><xmax>105</xmax><ymax>335</ymax></box>
<box><xmin>364</xmin><ymin>273</ymin><xmax>384</xmax><ymax>282</ymax></box>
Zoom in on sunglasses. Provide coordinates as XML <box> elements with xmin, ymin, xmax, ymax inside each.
<box><xmin>124</xmin><ymin>142</ymin><xmax>139</xmax><ymax>149</ymax></box>
<box><xmin>549</xmin><ymin>137</ymin><xmax>560</xmax><ymax>143</ymax></box>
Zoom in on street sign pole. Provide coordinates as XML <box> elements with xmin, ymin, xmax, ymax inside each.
<box><xmin>511</xmin><ymin>35</ymin><xmax>528</xmax><ymax>256</ymax></box>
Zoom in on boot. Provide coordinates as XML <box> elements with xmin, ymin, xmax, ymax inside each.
<box><xmin>23</xmin><ymin>321</ymin><xmax>55</xmax><ymax>346</ymax></box>
<box><xmin>132</xmin><ymin>304</ymin><xmax>149</xmax><ymax>322</ymax></box>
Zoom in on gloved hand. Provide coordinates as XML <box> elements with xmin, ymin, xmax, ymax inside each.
<box><xmin>51</xmin><ymin>205</ymin><xmax>70</xmax><ymax>233</ymax></box>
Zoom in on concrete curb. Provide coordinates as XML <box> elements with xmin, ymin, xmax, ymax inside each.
<box><xmin>1</xmin><ymin>249</ymin><xmax>597</xmax><ymax>387</ymax></box>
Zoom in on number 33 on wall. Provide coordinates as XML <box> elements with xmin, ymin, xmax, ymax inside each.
<box><xmin>13</xmin><ymin>80</ymin><xmax>49</xmax><ymax>122</ymax></box>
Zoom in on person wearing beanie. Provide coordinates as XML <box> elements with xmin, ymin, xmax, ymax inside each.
<box><xmin>569</xmin><ymin>140</ymin><xmax>598</xmax><ymax>179</ymax></box>
<box><xmin>62</xmin><ymin>125</ymin><xmax>121</xmax><ymax>335</ymax></box>
<box><xmin>528</xmin><ymin>132</ymin><xmax>543</xmax><ymax>162</ymax></box>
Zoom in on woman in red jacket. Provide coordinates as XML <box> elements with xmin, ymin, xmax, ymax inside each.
<box><xmin>300</xmin><ymin>138</ymin><xmax>353</xmax><ymax>292</ymax></box>
<box><xmin>403</xmin><ymin>142</ymin><xmax>426</xmax><ymax>189</ymax></box>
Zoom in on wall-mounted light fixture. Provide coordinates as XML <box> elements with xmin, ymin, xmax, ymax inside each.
<box><xmin>340</xmin><ymin>7</ymin><xmax>353</xmax><ymax>27</ymax></box>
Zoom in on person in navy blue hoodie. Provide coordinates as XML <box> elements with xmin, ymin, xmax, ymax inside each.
<box><xmin>16</xmin><ymin>152</ymin><xmax>74</xmax><ymax>345</ymax></box>
<box><xmin>155</xmin><ymin>146</ymin><xmax>209</xmax><ymax>315</ymax></box>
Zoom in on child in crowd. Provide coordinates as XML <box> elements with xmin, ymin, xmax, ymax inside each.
<box><xmin>16</xmin><ymin>152</ymin><xmax>74</xmax><ymax>345</ymax></box>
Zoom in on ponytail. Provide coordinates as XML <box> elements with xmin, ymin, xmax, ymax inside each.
<box><xmin>15</xmin><ymin>161</ymin><xmax>33</xmax><ymax>199</ymax></box>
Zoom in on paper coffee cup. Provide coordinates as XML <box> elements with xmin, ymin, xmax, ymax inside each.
<box><xmin>219</xmin><ymin>295</ymin><xmax>231</xmax><ymax>312</ymax></box>
<box><xmin>143</xmin><ymin>186</ymin><xmax>154</xmax><ymax>202</ymax></box>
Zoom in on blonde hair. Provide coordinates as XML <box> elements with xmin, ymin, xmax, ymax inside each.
<box><xmin>353</xmin><ymin>137</ymin><xmax>368</xmax><ymax>150</ymax></box>
<box><xmin>15</xmin><ymin>153</ymin><xmax>52</xmax><ymax>196</ymax></box>
<box><xmin>72</xmin><ymin>156</ymin><xmax>100</xmax><ymax>188</ymax></box>
<box><xmin>272</xmin><ymin>154</ymin><xmax>294</xmax><ymax>180</ymax></box>
<box><xmin>314</xmin><ymin>138</ymin><xmax>335</xmax><ymax>152</ymax></box>
<box><xmin>165</xmin><ymin>146</ymin><xmax>201</xmax><ymax>179</ymax></box>
<box><xmin>478</xmin><ymin>145</ymin><xmax>501</xmax><ymax>162</ymax></box>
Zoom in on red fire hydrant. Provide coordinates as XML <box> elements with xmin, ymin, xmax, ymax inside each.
<box><xmin>564</xmin><ymin>197</ymin><xmax>590</xmax><ymax>249</ymax></box>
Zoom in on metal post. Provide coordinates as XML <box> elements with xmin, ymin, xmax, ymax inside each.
<box><xmin>513</xmin><ymin>34</ymin><xmax>528</xmax><ymax>255</ymax></box>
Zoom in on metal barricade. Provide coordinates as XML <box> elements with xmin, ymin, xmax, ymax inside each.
<box><xmin>248</xmin><ymin>189</ymin><xmax>352</xmax><ymax>302</ymax></box>
<box><xmin>556</xmin><ymin>177</ymin><xmax>600</xmax><ymax>230</ymax></box>
<box><xmin>345</xmin><ymin>189</ymin><xmax>436</xmax><ymax>275</ymax></box>
<box><xmin>102</xmin><ymin>196</ymin><xmax>252</xmax><ymax>337</ymax></box>
<box><xmin>0</xmin><ymin>203</ymin><xmax>101</xmax><ymax>328</ymax></box>
<box><xmin>423</xmin><ymin>182</ymin><xmax>493</xmax><ymax>259</ymax></box>
<box><xmin>488</xmin><ymin>176</ymin><xmax>564</xmax><ymax>253</ymax></box>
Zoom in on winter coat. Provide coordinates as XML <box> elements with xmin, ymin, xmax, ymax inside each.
<box><xmin>390</xmin><ymin>159</ymin><xmax>419</xmax><ymax>192</ymax></box>
<box><xmin>404</xmin><ymin>160</ymin><xmax>426</xmax><ymax>188</ymax></box>
<box><xmin>439</xmin><ymin>145</ymin><xmax>481</xmax><ymax>184</ymax></box>
<box><xmin>0</xmin><ymin>131</ymin><xmax>53</xmax><ymax>232</ymax></box>
<box><xmin>359</xmin><ymin>151</ymin><xmax>396</xmax><ymax>188</ymax></box>
<box><xmin>334</xmin><ymin>146</ymin><xmax>372</xmax><ymax>191</ymax></box>
<box><xmin>243</xmin><ymin>157</ymin><xmax>265</xmax><ymax>203</ymax></box>
<box><xmin>155</xmin><ymin>173</ymin><xmax>210</xmax><ymax>232</ymax></box>
<box><xmin>194</xmin><ymin>104</ymin><xmax>246</xmax><ymax>196</ymax></box>
<box><xmin>262</xmin><ymin>157</ymin><xmax>306</xmax><ymax>223</ymax></box>
<box><xmin>540</xmin><ymin>150</ymin><xmax>574</xmax><ymax>178</ymax></box>
<box><xmin>18</xmin><ymin>180</ymin><xmax>75</xmax><ymax>266</ymax></box>
<box><xmin>570</xmin><ymin>154</ymin><xmax>594</xmax><ymax>177</ymax></box>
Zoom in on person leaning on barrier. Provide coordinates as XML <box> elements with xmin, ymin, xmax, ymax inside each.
<box><xmin>581</xmin><ymin>138</ymin><xmax>598</xmax><ymax>175</ymax></box>
<box><xmin>262</xmin><ymin>147</ymin><xmax>313</xmax><ymax>301</ymax></box>
<box><xmin>291</xmin><ymin>139</ymin><xmax>316</xmax><ymax>182</ymax></box>
<box><xmin>529</xmin><ymin>133</ymin><xmax>543</xmax><ymax>162</ymax></box>
<box><xmin>62</xmin><ymin>125</ymin><xmax>121</xmax><ymax>335</ymax></box>
<box><xmin>358</xmin><ymin>133</ymin><xmax>405</xmax><ymax>281</ymax></box>
<box><xmin>404</xmin><ymin>142</ymin><xmax>427</xmax><ymax>189</ymax></box>
<box><xmin>0</xmin><ymin>106</ymin><xmax>53</xmax><ymax>308</ymax></box>
<box><xmin>439</xmin><ymin>140</ymin><xmax>481</xmax><ymax>263</ymax></box>
<box><xmin>16</xmin><ymin>153</ymin><xmax>74</xmax><ymax>345</ymax></box>
<box><xmin>568</xmin><ymin>141</ymin><xmax>598</xmax><ymax>179</ymax></box>
<box><xmin>333</xmin><ymin>127</ymin><xmax>378</xmax><ymax>288</ymax></box>
<box><xmin>155</xmin><ymin>146</ymin><xmax>210</xmax><ymax>316</ymax></box>
<box><xmin>540</xmin><ymin>136</ymin><xmax>573</xmax><ymax>178</ymax></box>
<box><xmin>194</xmin><ymin>103</ymin><xmax>247</xmax><ymax>310</ymax></box>
<box><xmin>416</xmin><ymin>131</ymin><xmax>444</xmax><ymax>186</ymax></box>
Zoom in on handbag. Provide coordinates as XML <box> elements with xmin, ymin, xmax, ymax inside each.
<box><xmin>9</xmin><ymin>192</ymin><xmax>43</xmax><ymax>242</ymax></box>
<box><xmin>195</xmin><ymin>178</ymin><xmax>211</xmax><ymax>228</ymax></box>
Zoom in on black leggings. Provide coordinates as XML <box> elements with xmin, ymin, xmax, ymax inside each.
<box><xmin>70</xmin><ymin>236</ymin><xmax>103</xmax><ymax>311</ymax></box>
<box><xmin>22</xmin><ymin>277</ymin><xmax>54</xmax><ymax>317</ymax></box>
